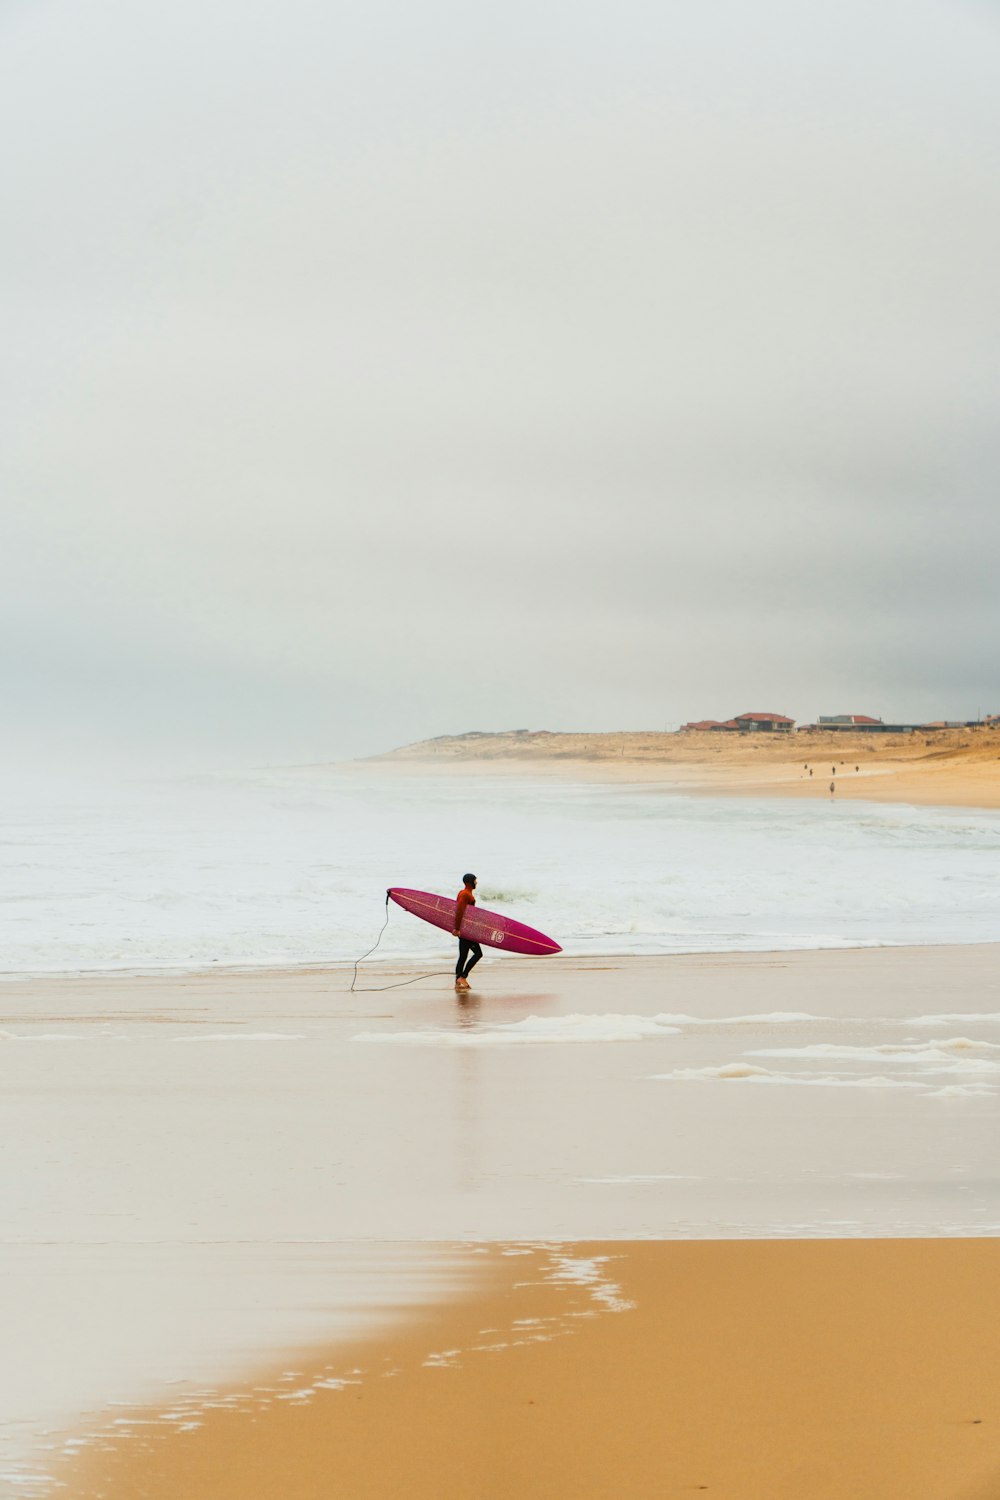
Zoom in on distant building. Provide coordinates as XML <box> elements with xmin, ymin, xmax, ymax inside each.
<box><xmin>817</xmin><ymin>714</ymin><xmax>884</xmax><ymax>728</ymax></box>
<box><xmin>682</xmin><ymin>710</ymin><xmax>991</xmax><ymax>738</ymax></box>
<box><xmin>733</xmin><ymin>711</ymin><xmax>795</xmax><ymax>733</ymax></box>
<box><xmin>680</xmin><ymin>719</ymin><xmax>740</xmax><ymax>732</ymax></box>
<box><xmin>800</xmin><ymin>718</ymin><xmax>914</xmax><ymax>734</ymax></box>
<box><xmin>680</xmin><ymin>712</ymin><xmax>795</xmax><ymax>733</ymax></box>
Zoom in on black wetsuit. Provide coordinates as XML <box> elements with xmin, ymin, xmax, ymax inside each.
<box><xmin>456</xmin><ymin>937</ymin><xmax>483</xmax><ymax>979</ymax></box>
<box><xmin>454</xmin><ymin>885</ymin><xmax>482</xmax><ymax>979</ymax></box>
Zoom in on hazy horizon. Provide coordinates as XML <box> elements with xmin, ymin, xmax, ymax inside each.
<box><xmin>3</xmin><ymin>0</ymin><xmax>999</xmax><ymax>772</ymax></box>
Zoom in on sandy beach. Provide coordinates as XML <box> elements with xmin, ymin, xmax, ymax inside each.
<box><xmin>54</xmin><ymin>1238</ymin><xmax>1000</xmax><ymax>1500</ymax></box>
<box><xmin>372</xmin><ymin>726</ymin><xmax>1000</xmax><ymax>809</ymax></box>
<box><xmin>4</xmin><ymin>944</ymin><xmax>999</xmax><ymax>1497</ymax></box>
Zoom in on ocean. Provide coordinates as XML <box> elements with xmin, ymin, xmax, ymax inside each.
<box><xmin>1</xmin><ymin>764</ymin><xmax>998</xmax><ymax>977</ymax></box>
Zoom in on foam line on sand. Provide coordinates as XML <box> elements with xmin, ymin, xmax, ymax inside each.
<box><xmin>52</xmin><ymin>1238</ymin><xmax>1000</xmax><ymax>1500</ymax></box>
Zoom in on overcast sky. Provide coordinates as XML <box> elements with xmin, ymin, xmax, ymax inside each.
<box><xmin>3</xmin><ymin>0</ymin><xmax>999</xmax><ymax>767</ymax></box>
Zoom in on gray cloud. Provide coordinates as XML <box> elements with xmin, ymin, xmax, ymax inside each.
<box><xmin>3</xmin><ymin>0</ymin><xmax>999</xmax><ymax>765</ymax></box>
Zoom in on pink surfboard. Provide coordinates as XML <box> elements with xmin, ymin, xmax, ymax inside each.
<box><xmin>388</xmin><ymin>888</ymin><xmax>562</xmax><ymax>956</ymax></box>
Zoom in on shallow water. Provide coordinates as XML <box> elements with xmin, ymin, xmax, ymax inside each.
<box><xmin>2</xmin><ymin>766</ymin><xmax>999</xmax><ymax>976</ymax></box>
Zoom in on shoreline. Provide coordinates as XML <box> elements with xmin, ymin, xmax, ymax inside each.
<box><xmin>362</xmin><ymin>727</ymin><xmax>1000</xmax><ymax>810</ymax></box>
<box><xmin>364</xmin><ymin>754</ymin><xmax>1000</xmax><ymax>810</ymax></box>
<box><xmin>3</xmin><ymin>933</ymin><xmax>999</xmax><ymax>991</ymax></box>
<box><xmin>55</xmin><ymin>1238</ymin><xmax>1000</xmax><ymax>1500</ymax></box>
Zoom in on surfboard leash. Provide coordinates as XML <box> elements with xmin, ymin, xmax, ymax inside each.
<box><xmin>349</xmin><ymin>893</ymin><xmax>391</xmax><ymax>991</ymax></box>
<box><xmin>349</xmin><ymin>894</ymin><xmax>453</xmax><ymax>992</ymax></box>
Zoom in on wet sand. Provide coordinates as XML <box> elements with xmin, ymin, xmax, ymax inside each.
<box><xmin>57</xmin><ymin>1238</ymin><xmax>1000</xmax><ymax>1500</ymax></box>
<box><xmin>4</xmin><ymin>947</ymin><xmax>1000</xmax><ymax>1497</ymax></box>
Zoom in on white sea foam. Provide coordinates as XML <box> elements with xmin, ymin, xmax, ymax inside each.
<box><xmin>0</xmin><ymin>1033</ymin><xmax>86</xmax><ymax>1043</ymax></box>
<box><xmin>3</xmin><ymin>766</ymin><xmax>1000</xmax><ymax>976</ymax></box>
<box><xmin>907</xmin><ymin>1013</ymin><xmax>1000</xmax><ymax>1027</ymax></box>
<box><xmin>171</xmin><ymin>1033</ymin><xmax>306</xmax><ymax>1043</ymax></box>
<box><xmin>928</xmin><ymin>1084</ymin><xmax>996</xmax><ymax>1098</ymax></box>
<box><xmin>655</xmin><ymin>1011</ymin><xmax>825</xmax><ymax>1026</ymax></box>
<box><xmin>356</xmin><ymin>1013</ymin><xmax>682</xmax><ymax>1046</ymax></box>
<box><xmin>658</xmin><ymin>1063</ymin><xmax>773</xmax><ymax>1081</ymax></box>
<box><xmin>655</xmin><ymin>1064</ymin><xmax>923</xmax><ymax>1088</ymax></box>
<box><xmin>749</xmin><ymin>1039</ymin><xmax>1000</xmax><ymax>1063</ymax></box>
<box><xmin>545</xmin><ymin>1253</ymin><xmax>634</xmax><ymax>1312</ymax></box>
<box><xmin>917</xmin><ymin>1060</ymin><xmax>1000</xmax><ymax>1077</ymax></box>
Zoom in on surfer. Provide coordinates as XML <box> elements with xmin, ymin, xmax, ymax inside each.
<box><xmin>453</xmin><ymin>873</ymin><xmax>482</xmax><ymax>990</ymax></box>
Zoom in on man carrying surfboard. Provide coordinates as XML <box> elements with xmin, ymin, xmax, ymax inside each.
<box><xmin>453</xmin><ymin>873</ymin><xmax>482</xmax><ymax>990</ymax></box>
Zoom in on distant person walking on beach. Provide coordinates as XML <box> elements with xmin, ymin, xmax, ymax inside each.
<box><xmin>830</xmin><ymin>780</ymin><xmax>836</xmax><ymax>798</ymax></box>
<box><xmin>453</xmin><ymin>873</ymin><xmax>482</xmax><ymax>991</ymax></box>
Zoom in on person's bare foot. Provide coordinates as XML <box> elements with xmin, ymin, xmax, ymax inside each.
<box><xmin>455</xmin><ymin>977</ymin><xmax>469</xmax><ymax>990</ymax></box>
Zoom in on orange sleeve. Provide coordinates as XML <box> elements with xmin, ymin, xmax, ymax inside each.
<box><xmin>455</xmin><ymin>890</ymin><xmax>473</xmax><ymax>929</ymax></box>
